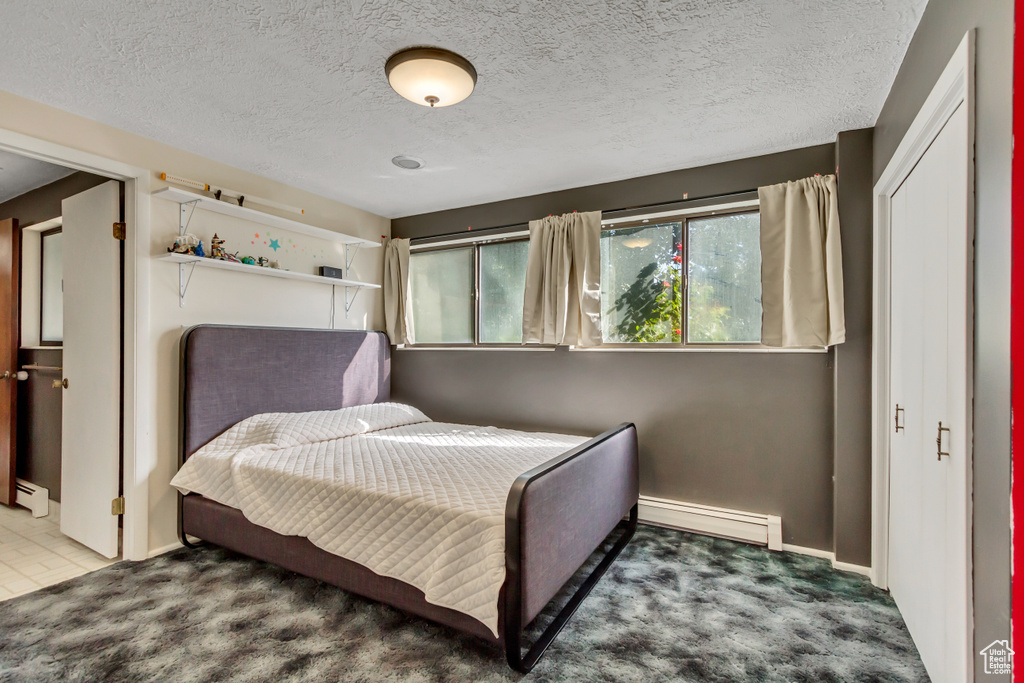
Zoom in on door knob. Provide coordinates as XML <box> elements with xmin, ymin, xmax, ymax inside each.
<box><xmin>0</xmin><ymin>371</ymin><xmax>8</xmax><ymax>380</ymax></box>
<box><xmin>52</xmin><ymin>378</ymin><xmax>68</xmax><ymax>389</ymax></box>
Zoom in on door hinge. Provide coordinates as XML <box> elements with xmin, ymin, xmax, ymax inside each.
<box><xmin>113</xmin><ymin>222</ymin><xmax>127</xmax><ymax>240</ymax></box>
<box><xmin>111</xmin><ymin>496</ymin><xmax>125</xmax><ymax>515</ymax></box>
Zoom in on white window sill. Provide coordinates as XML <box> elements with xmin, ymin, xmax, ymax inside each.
<box><xmin>395</xmin><ymin>345</ymin><xmax>556</xmax><ymax>352</ymax></box>
<box><xmin>569</xmin><ymin>345</ymin><xmax>827</xmax><ymax>354</ymax></box>
<box><xmin>395</xmin><ymin>344</ymin><xmax>826</xmax><ymax>354</ymax></box>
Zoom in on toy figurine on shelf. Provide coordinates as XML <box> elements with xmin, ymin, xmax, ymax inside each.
<box><xmin>224</xmin><ymin>252</ymin><xmax>242</xmax><ymax>264</ymax></box>
<box><xmin>168</xmin><ymin>233</ymin><xmax>200</xmax><ymax>255</ymax></box>
<box><xmin>210</xmin><ymin>233</ymin><xmax>227</xmax><ymax>260</ymax></box>
<box><xmin>268</xmin><ymin>259</ymin><xmax>280</xmax><ymax>269</ymax></box>
<box><xmin>194</xmin><ymin>241</ymin><xmax>205</xmax><ymax>258</ymax></box>
<box><xmin>241</xmin><ymin>256</ymin><xmax>256</xmax><ymax>265</ymax></box>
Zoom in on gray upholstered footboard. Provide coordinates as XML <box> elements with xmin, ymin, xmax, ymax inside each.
<box><xmin>504</xmin><ymin>422</ymin><xmax>640</xmax><ymax>672</ymax></box>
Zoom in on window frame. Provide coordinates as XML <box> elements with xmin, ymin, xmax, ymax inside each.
<box><xmin>598</xmin><ymin>206</ymin><xmax>765</xmax><ymax>349</ymax></box>
<box><xmin>410</xmin><ymin>234</ymin><xmax>533</xmax><ymax>348</ymax></box>
<box><xmin>404</xmin><ymin>203</ymin><xmax>824</xmax><ymax>353</ymax></box>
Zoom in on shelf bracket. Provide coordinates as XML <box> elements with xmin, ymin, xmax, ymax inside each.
<box><xmin>344</xmin><ymin>285</ymin><xmax>361</xmax><ymax>319</ymax></box>
<box><xmin>179</xmin><ymin>199</ymin><xmax>200</xmax><ymax>236</ymax></box>
<box><xmin>345</xmin><ymin>243</ymin><xmax>361</xmax><ymax>276</ymax></box>
<box><xmin>179</xmin><ymin>261</ymin><xmax>198</xmax><ymax>307</ymax></box>
<box><xmin>176</xmin><ymin>199</ymin><xmax>202</xmax><ymax>306</ymax></box>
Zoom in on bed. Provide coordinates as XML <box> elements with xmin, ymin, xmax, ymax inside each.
<box><xmin>174</xmin><ymin>325</ymin><xmax>639</xmax><ymax>672</ymax></box>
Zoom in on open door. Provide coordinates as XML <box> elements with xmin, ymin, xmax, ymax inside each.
<box><xmin>0</xmin><ymin>218</ymin><xmax>19</xmax><ymax>506</ymax></box>
<box><xmin>60</xmin><ymin>181</ymin><xmax>121</xmax><ymax>558</ymax></box>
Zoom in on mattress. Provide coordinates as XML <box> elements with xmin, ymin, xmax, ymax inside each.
<box><xmin>170</xmin><ymin>402</ymin><xmax>587</xmax><ymax>636</ymax></box>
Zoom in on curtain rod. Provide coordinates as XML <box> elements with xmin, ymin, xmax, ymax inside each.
<box><xmin>406</xmin><ymin>188</ymin><xmax>759</xmax><ymax>243</ymax></box>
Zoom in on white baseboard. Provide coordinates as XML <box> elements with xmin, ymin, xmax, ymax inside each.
<box><xmin>14</xmin><ymin>479</ymin><xmax>49</xmax><ymax>518</ymax></box>
<box><xmin>638</xmin><ymin>495</ymin><xmax>783</xmax><ymax>551</ymax></box>
<box><xmin>781</xmin><ymin>543</ymin><xmax>833</xmax><ymax>560</ymax></box>
<box><xmin>832</xmin><ymin>560</ymin><xmax>872</xmax><ymax>577</ymax></box>
<box><xmin>782</xmin><ymin>543</ymin><xmax>872</xmax><ymax>577</ymax></box>
<box><xmin>147</xmin><ymin>542</ymin><xmax>183</xmax><ymax>559</ymax></box>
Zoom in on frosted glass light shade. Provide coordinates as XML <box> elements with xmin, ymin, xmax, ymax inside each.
<box><xmin>386</xmin><ymin>48</ymin><xmax>477</xmax><ymax>108</ymax></box>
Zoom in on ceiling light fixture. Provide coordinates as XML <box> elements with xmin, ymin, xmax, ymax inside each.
<box><xmin>385</xmin><ymin>47</ymin><xmax>477</xmax><ymax>108</ymax></box>
<box><xmin>392</xmin><ymin>155</ymin><xmax>425</xmax><ymax>170</ymax></box>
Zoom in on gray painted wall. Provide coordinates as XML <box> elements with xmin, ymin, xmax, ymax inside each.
<box><xmin>16</xmin><ymin>348</ymin><xmax>62</xmax><ymax>501</ymax></box>
<box><xmin>0</xmin><ymin>171</ymin><xmax>107</xmax><ymax>226</ymax></box>
<box><xmin>833</xmin><ymin>129</ymin><xmax>874</xmax><ymax>566</ymax></box>
<box><xmin>395</xmin><ymin>348</ymin><xmax>836</xmax><ymax>550</ymax></box>
<box><xmin>872</xmin><ymin>2</ymin><xmax>1013</xmax><ymax>679</ymax></box>
<box><xmin>392</xmin><ymin>143</ymin><xmax>866</xmax><ymax>552</ymax></box>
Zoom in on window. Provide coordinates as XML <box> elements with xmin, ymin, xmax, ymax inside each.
<box><xmin>601</xmin><ymin>221</ymin><xmax>683</xmax><ymax>343</ymax></box>
<box><xmin>407</xmin><ymin>206</ymin><xmax>765</xmax><ymax>349</ymax></box>
<box><xmin>409</xmin><ymin>247</ymin><xmax>474</xmax><ymax>343</ymax></box>
<box><xmin>601</xmin><ymin>209</ymin><xmax>762</xmax><ymax>346</ymax></box>
<box><xmin>408</xmin><ymin>239</ymin><xmax>529</xmax><ymax>345</ymax></box>
<box><xmin>479</xmin><ymin>241</ymin><xmax>529</xmax><ymax>343</ymax></box>
<box><xmin>40</xmin><ymin>228</ymin><xmax>63</xmax><ymax>345</ymax></box>
<box><xmin>686</xmin><ymin>212</ymin><xmax>761</xmax><ymax>343</ymax></box>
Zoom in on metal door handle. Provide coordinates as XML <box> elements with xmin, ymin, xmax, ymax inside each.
<box><xmin>0</xmin><ymin>371</ymin><xmax>9</xmax><ymax>380</ymax></box>
<box><xmin>936</xmin><ymin>421</ymin><xmax>950</xmax><ymax>460</ymax></box>
<box><xmin>52</xmin><ymin>378</ymin><xmax>68</xmax><ymax>389</ymax></box>
<box><xmin>894</xmin><ymin>404</ymin><xmax>904</xmax><ymax>432</ymax></box>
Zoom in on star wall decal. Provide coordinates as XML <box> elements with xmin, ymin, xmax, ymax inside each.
<box><xmin>269</xmin><ymin>239</ymin><xmax>281</xmax><ymax>251</ymax></box>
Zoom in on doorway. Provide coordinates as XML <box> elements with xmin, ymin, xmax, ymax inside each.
<box><xmin>0</xmin><ymin>151</ymin><xmax>124</xmax><ymax>600</ymax></box>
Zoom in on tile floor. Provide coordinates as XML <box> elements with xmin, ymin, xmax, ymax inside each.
<box><xmin>0</xmin><ymin>502</ymin><xmax>117</xmax><ymax>601</ymax></box>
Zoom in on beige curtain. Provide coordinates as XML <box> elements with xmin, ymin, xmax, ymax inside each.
<box><xmin>383</xmin><ymin>238</ymin><xmax>414</xmax><ymax>345</ymax></box>
<box><xmin>758</xmin><ymin>175</ymin><xmax>846</xmax><ymax>347</ymax></box>
<box><xmin>522</xmin><ymin>211</ymin><xmax>602</xmax><ymax>346</ymax></box>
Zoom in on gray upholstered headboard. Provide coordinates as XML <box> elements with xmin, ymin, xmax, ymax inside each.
<box><xmin>180</xmin><ymin>325</ymin><xmax>390</xmax><ymax>460</ymax></box>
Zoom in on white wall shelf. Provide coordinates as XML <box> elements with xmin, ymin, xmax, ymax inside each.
<box><xmin>158</xmin><ymin>253</ymin><xmax>380</xmax><ymax>312</ymax></box>
<box><xmin>155</xmin><ymin>184</ymin><xmax>382</xmax><ymax>317</ymax></box>
<box><xmin>157</xmin><ymin>252</ymin><xmax>379</xmax><ymax>288</ymax></box>
<box><xmin>152</xmin><ymin>186</ymin><xmax>381</xmax><ymax>248</ymax></box>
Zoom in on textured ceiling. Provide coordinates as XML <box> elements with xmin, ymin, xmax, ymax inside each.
<box><xmin>0</xmin><ymin>1</ymin><xmax>925</xmax><ymax>218</ymax></box>
<box><xmin>0</xmin><ymin>150</ymin><xmax>74</xmax><ymax>204</ymax></box>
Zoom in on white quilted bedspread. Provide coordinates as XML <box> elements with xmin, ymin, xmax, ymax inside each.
<box><xmin>170</xmin><ymin>402</ymin><xmax>586</xmax><ymax>636</ymax></box>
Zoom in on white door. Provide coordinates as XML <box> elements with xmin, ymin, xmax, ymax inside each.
<box><xmin>887</xmin><ymin>103</ymin><xmax>970</xmax><ymax>683</ymax></box>
<box><xmin>59</xmin><ymin>180</ymin><xmax>121</xmax><ymax>558</ymax></box>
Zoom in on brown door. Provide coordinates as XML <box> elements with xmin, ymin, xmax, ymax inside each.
<box><xmin>0</xmin><ymin>218</ymin><xmax>19</xmax><ymax>505</ymax></box>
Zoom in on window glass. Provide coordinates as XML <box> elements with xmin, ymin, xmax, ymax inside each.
<box><xmin>409</xmin><ymin>248</ymin><xmax>474</xmax><ymax>343</ymax></box>
<box><xmin>479</xmin><ymin>241</ymin><xmax>529</xmax><ymax>343</ymax></box>
<box><xmin>41</xmin><ymin>230</ymin><xmax>63</xmax><ymax>343</ymax></box>
<box><xmin>687</xmin><ymin>212</ymin><xmax>762</xmax><ymax>343</ymax></box>
<box><xmin>600</xmin><ymin>222</ymin><xmax>683</xmax><ymax>343</ymax></box>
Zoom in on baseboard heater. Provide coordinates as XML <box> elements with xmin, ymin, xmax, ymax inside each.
<box><xmin>15</xmin><ymin>479</ymin><xmax>49</xmax><ymax>518</ymax></box>
<box><xmin>638</xmin><ymin>495</ymin><xmax>782</xmax><ymax>550</ymax></box>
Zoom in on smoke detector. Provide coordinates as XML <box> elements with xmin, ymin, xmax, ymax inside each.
<box><xmin>392</xmin><ymin>156</ymin><xmax>425</xmax><ymax>170</ymax></box>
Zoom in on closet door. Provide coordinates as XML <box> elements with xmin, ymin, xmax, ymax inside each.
<box><xmin>60</xmin><ymin>181</ymin><xmax>121</xmax><ymax>559</ymax></box>
<box><xmin>887</xmin><ymin>159</ymin><xmax>929</xmax><ymax>661</ymax></box>
<box><xmin>886</xmin><ymin>103</ymin><xmax>970</xmax><ymax>683</ymax></box>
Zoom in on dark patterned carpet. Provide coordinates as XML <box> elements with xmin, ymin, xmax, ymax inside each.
<box><xmin>0</xmin><ymin>525</ymin><xmax>928</xmax><ymax>682</ymax></box>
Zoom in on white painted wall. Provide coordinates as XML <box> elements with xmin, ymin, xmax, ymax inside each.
<box><xmin>0</xmin><ymin>89</ymin><xmax>390</xmax><ymax>553</ymax></box>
